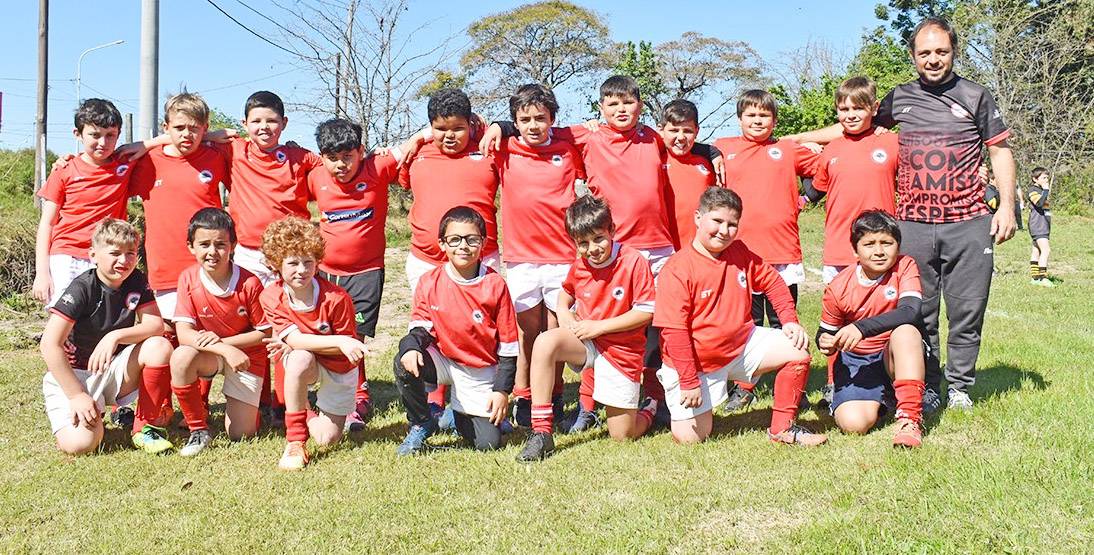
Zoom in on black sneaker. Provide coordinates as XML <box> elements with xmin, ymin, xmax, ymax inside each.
<box><xmin>111</xmin><ymin>406</ymin><xmax>135</xmax><ymax>429</ymax></box>
<box><xmin>516</xmin><ymin>431</ymin><xmax>555</xmax><ymax>463</ymax></box>
<box><xmin>724</xmin><ymin>385</ymin><xmax>755</xmax><ymax>411</ymax></box>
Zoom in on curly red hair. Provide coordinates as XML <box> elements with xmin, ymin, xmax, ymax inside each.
<box><xmin>260</xmin><ymin>217</ymin><xmax>325</xmax><ymax>275</ymax></box>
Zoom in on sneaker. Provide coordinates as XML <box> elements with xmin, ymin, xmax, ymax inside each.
<box><xmin>552</xmin><ymin>394</ymin><xmax>565</xmax><ymax>420</ymax></box>
<box><xmin>638</xmin><ymin>397</ymin><xmax>658</xmax><ymax>422</ymax></box>
<box><xmin>947</xmin><ymin>388</ymin><xmax>974</xmax><ymax>410</ymax></box>
<box><xmin>815</xmin><ymin>384</ymin><xmax>834</xmax><ymax>411</ymax></box>
<box><xmin>437</xmin><ymin>406</ymin><xmax>455</xmax><ymax>432</ymax></box>
<box><xmin>922</xmin><ymin>388</ymin><xmax>943</xmax><ymax>415</ymax></box>
<box><xmin>892</xmin><ymin>418</ymin><xmax>922</xmax><ymax>448</ymax></box>
<box><xmin>512</xmin><ymin>397</ymin><xmax>531</xmax><ymax>428</ymax></box>
<box><xmin>131</xmin><ymin>425</ymin><xmax>173</xmax><ymax>454</ymax></box>
<box><xmin>277</xmin><ymin>440</ymin><xmax>309</xmax><ymax>471</ymax></box>
<box><xmin>179</xmin><ymin>429</ymin><xmax>212</xmax><ymax>457</ymax></box>
<box><xmin>343</xmin><ymin>400</ymin><xmax>372</xmax><ymax>432</ymax></box>
<box><xmin>768</xmin><ymin>424</ymin><xmax>828</xmax><ymax>446</ymax></box>
<box><xmin>724</xmin><ymin>385</ymin><xmax>755</xmax><ymax>412</ymax></box>
<box><xmin>1035</xmin><ymin>278</ymin><xmax>1056</xmax><ymax>288</ymax></box>
<box><xmin>562</xmin><ymin>408</ymin><xmax>601</xmax><ymax>434</ymax></box>
<box><xmin>111</xmin><ymin>406</ymin><xmax>135</xmax><ymax>429</ymax></box>
<box><xmin>396</xmin><ymin>420</ymin><xmax>438</xmax><ymax>456</ymax></box>
<box><xmin>516</xmin><ymin>431</ymin><xmax>555</xmax><ymax>462</ymax></box>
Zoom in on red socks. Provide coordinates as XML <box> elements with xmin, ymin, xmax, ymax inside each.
<box><xmin>769</xmin><ymin>358</ymin><xmax>810</xmax><ymax>435</ymax></box>
<box><xmin>826</xmin><ymin>353</ymin><xmax>836</xmax><ymax>386</ymax></box>
<box><xmin>893</xmin><ymin>379</ymin><xmax>925</xmax><ymax>423</ymax></box>
<box><xmin>354</xmin><ymin>364</ymin><xmax>371</xmax><ymax>405</ymax></box>
<box><xmin>531</xmin><ymin>403</ymin><xmax>554</xmax><ymax>434</ymax></box>
<box><xmin>172</xmin><ymin>381</ymin><xmax>209</xmax><ymax>432</ymax></box>
<box><xmin>285</xmin><ymin>410</ymin><xmax>309</xmax><ymax>443</ymax></box>
<box><xmin>512</xmin><ymin>386</ymin><xmax>532</xmax><ymax>401</ymax></box>
<box><xmin>428</xmin><ymin>384</ymin><xmax>448</xmax><ymax>408</ymax></box>
<box><xmin>578</xmin><ymin>368</ymin><xmax>595</xmax><ymax>412</ymax></box>
<box><xmin>134</xmin><ymin>365</ymin><xmax>172</xmax><ymax>433</ymax></box>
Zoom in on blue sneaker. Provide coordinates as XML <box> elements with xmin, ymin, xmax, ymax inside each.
<box><xmin>922</xmin><ymin>388</ymin><xmax>943</xmax><ymax>415</ymax></box>
<box><xmin>430</xmin><ymin>403</ymin><xmax>455</xmax><ymax>432</ymax></box>
<box><xmin>396</xmin><ymin>420</ymin><xmax>438</xmax><ymax>456</ymax></box>
<box><xmin>563</xmin><ymin>408</ymin><xmax>601</xmax><ymax>434</ymax></box>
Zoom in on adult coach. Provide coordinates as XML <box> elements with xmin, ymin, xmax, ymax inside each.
<box><xmin>793</xmin><ymin>17</ymin><xmax>1017</xmax><ymax>412</ymax></box>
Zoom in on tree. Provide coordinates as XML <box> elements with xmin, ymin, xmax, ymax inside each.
<box><xmin>875</xmin><ymin>0</ymin><xmax>957</xmax><ymax>42</ymax></box>
<box><xmin>610</xmin><ymin>41</ymin><xmax>664</xmax><ymax>118</ymax></box>
<box><xmin>209</xmin><ymin>108</ymin><xmax>246</xmax><ymax>137</ymax></box>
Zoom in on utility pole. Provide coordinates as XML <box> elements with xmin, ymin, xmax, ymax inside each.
<box><xmin>125</xmin><ymin>113</ymin><xmax>133</xmax><ymax>143</ymax></box>
<box><xmin>138</xmin><ymin>0</ymin><xmax>159</xmax><ymax>140</ymax></box>
<box><xmin>33</xmin><ymin>0</ymin><xmax>48</xmax><ymax>201</ymax></box>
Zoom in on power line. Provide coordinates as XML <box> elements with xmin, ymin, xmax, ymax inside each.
<box><xmin>205</xmin><ymin>0</ymin><xmax>298</xmax><ymax>57</ymax></box>
<box><xmin>197</xmin><ymin>68</ymin><xmax>298</xmax><ymax>94</ymax></box>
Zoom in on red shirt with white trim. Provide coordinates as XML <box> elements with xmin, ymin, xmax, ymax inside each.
<box><xmin>714</xmin><ymin>136</ymin><xmax>819</xmax><ymax>264</ymax></box>
<box><xmin>259</xmin><ymin>277</ymin><xmax>358</xmax><ymax>374</ymax></box>
<box><xmin>130</xmin><ymin>144</ymin><xmax>229</xmax><ymax>290</ymax></box>
<box><xmin>409</xmin><ymin>264</ymin><xmax>518</xmax><ymax>368</ymax></box>
<box><xmin>309</xmin><ymin>153</ymin><xmax>399</xmax><ymax>275</ymax></box>
<box><xmin>664</xmin><ymin>151</ymin><xmax>717</xmax><ymax>250</ymax></box>
<box><xmin>398</xmin><ymin>141</ymin><xmax>499</xmax><ymax>264</ymax></box>
<box><xmin>496</xmin><ymin>136</ymin><xmax>584</xmax><ymax>264</ymax></box>
<box><xmin>174</xmin><ymin>264</ymin><xmax>269</xmax><ymax>376</ymax></box>
<box><xmin>563</xmin><ymin>244</ymin><xmax>655</xmax><ymax>382</ymax></box>
<box><xmin>213</xmin><ymin>138</ymin><xmax>322</xmax><ymax>248</ymax></box>
<box><xmin>820</xmin><ymin>255</ymin><xmax>922</xmax><ymax>355</ymax></box>
<box><xmin>813</xmin><ymin>131</ymin><xmax>899</xmax><ymax>266</ymax></box>
<box><xmin>654</xmin><ymin>241</ymin><xmax>798</xmax><ymax>385</ymax></box>
<box><xmin>37</xmin><ymin>156</ymin><xmax>133</xmax><ymax>257</ymax></box>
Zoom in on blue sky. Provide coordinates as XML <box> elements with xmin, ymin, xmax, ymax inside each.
<box><xmin>0</xmin><ymin>0</ymin><xmax>884</xmax><ymax>151</ymax></box>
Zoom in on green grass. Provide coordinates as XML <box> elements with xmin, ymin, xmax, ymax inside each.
<box><xmin>1</xmin><ymin>209</ymin><xmax>1092</xmax><ymax>553</ymax></box>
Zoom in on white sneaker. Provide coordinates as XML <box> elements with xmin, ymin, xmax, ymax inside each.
<box><xmin>947</xmin><ymin>388</ymin><xmax>974</xmax><ymax>410</ymax></box>
<box><xmin>179</xmin><ymin>429</ymin><xmax>211</xmax><ymax>457</ymax></box>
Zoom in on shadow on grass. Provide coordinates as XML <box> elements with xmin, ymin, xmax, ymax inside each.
<box><xmin>973</xmin><ymin>364</ymin><xmax>1049</xmax><ymax>402</ymax></box>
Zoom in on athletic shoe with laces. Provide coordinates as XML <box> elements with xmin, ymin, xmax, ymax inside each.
<box><xmin>724</xmin><ymin>384</ymin><xmax>755</xmax><ymax>411</ymax></box>
<box><xmin>768</xmin><ymin>424</ymin><xmax>828</xmax><ymax>446</ymax></box>
<box><xmin>111</xmin><ymin>406</ymin><xmax>135</xmax><ymax>429</ymax></box>
<box><xmin>131</xmin><ymin>425</ymin><xmax>173</xmax><ymax>454</ymax></box>
<box><xmin>516</xmin><ymin>431</ymin><xmax>555</xmax><ymax>463</ymax></box>
<box><xmin>179</xmin><ymin>429</ymin><xmax>212</xmax><ymax>457</ymax></box>
<box><xmin>437</xmin><ymin>406</ymin><xmax>455</xmax><ymax>432</ymax></box>
<box><xmin>562</xmin><ymin>407</ymin><xmax>601</xmax><ymax>434</ymax></box>
<box><xmin>343</xmin><ymin>400</ymin><xmax>373</xmax><ymax>432</ymax></box>
<box><xmin>892</xmin><ymin>418</ymin><xmax>922</xmax><ymax>448</ymax></box>
<box><xmin>396</xmin><ymin>420</ymin><xmax>438</xmax><ymax>456</ymax></box>
<box><xmin>946</xmin><ymin>388</ymin><xmax>974</xmax><ymax>410</ymax></box>
<box><xmin>278</xmin><ymin>440</ymin><xmax>309</xmax><ymax>471</ymax></box>
<box><xmin>922</xmin><ymin>388</ymin><xmax>942</xmax><ymax>415</ymax></box>
<box><xmin>512</xmin><ymin>397</ymin><xmax>532</xmax><ymax>428</ymax></box>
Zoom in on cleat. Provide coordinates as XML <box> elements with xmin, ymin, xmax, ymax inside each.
<box><xmin>946</xmin><ymin>388</ymin><xmax>973</xmax><ymax>410</ymax></box>
<box><xmin>552</xmin><ymin>394</ymin><xmax>565</xmax><ymax>421</ymax></box>
<box><xmin>111</xmin><ymin>406</ymin><xmax>135</xmax><ymax>429</ymax></box>
<box><xmin>922</xmin><ymin>388</ymin><xmax>942</xmax><ymax>415</ymax></box>
<box><xmin>516</xmin><ymin>431</ymin><xmax>555</xmax><ymax>462</ymax></box>
<box><xmin>179</xmin><ymin>429</ymin><xmax>212</xmax><ymax>457</ymax></box>
<box><xmin>277</xmin><ymin>440</ymin><xmax>309</xmax><ymax>471</ymax></box>
<box><xmin>343</xmin><ymin>400</ymin><xmax>372</xmax><ymax>432</ymax></box>
<box><xmin>131</xmin><ymin>425</ymin><xmax>173</xmax><ymax>454</ymax></box>
<box><xmin>512</xmin><ymin>397</ymin><xmax>531</xmax><ymax>428</ymax></box>
<box><xmin>438</xmin><ymin>407</ymin><xmax>455</xmax><ymax>432</ymax></box>
<box><xmin>815</xmin><ymin>383</ymin><xmax>834</xmax><ymax>410</ymax></box>
<box><xmin>768</xmin><ymin>424</ymin><xmax>827</xmax><ymax>446</ymax></box>
<box><xmin>396</xmin><ymin>420</ymin><xmax>437</xmax><ymax>456</ymax></box>
<box><xmin>562</xmin><ymin>407</ymin><xmax>601</xmax><ymax>434</ymax></box>
<box><xmin>724</xmin><ymin>385</ymin><xmax>755</xmax><ymax>412</ymax></box>
<box><xmin>892</xmin><ymin>419</ymin><xmax>922</xmax><ymax>448</ymax></box>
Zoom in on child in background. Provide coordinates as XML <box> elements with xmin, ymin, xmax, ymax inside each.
<box><xmin>1027</xmin><ymin>167</ymin><xmax>1054</xmax><ymax>287</ymax></box>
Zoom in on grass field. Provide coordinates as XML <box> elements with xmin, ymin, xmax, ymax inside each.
<box><xmin>1</xmin><ymin>209</ymin><xmax>1091</xmax><ymax>553</ymax></box>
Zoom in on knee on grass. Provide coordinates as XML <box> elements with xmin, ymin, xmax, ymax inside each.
<box><xmin>834</xmin><ymin>406</ymin><xmax>880</xmax><ymax>435</ymax></box>
<box><xmin>309</xmin><ymin>416</ymin><xmax>343</xmax><ymax>446</ymax></box>
<box><xmin>55</xmin><ymin>425</ymin><xmax>104</xmax><ymax>456</ymax></box>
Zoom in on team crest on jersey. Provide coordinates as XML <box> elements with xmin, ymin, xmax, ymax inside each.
<box><xmin>697</xmin><ymin>164</ymin><xmax>710</xmax><ymax>175</ymax></box>
<box><xmin>950</xmin><ymin>103</ymin><xmax>970</xmax><ymax>119</ymax></box>
<box><xmin>317</xmin><ymin>321</ymin><xmax>331</xmax><ymax>334</ymax></box>
<box><xmin>550</xmin><ymin>154</ymin><xmax>564</xmax><ymax>167</ymax></box>
<box><xmin>198</xmin><ymin>169</ymin><xmax>214</xmax><ymax>184</ymax></box>
<box><xmin>237</xmin><ymin>306</ymin><xmax>248</xmax><ymax>317</ymax></box>
<box><xmin>611</xmin><ymin>286</ymin><xmax>625</xmax><ymax>300</ymax></box>
<box><xmin>737</xmin><ymin>270</ymin><xmax>747</xmax><ymax>288</ymax></box>
<box><xmin>871</xmin><ymin>149</ymin><xmax>888</xmax><ymax>164</ymax></box>
<box><xmin>355</xmin><ymin>182</ymin><xmax>368</xmax><ymax>192</ymax></box>
<box><xmin>60</xmin><ymin>293</ymin><xmax>75</xmax><ymax>305</ymax></box>
<box><xmin>125</xmin><ymin>292</ymin><xmax>141</xmax><ymax>310</ymax></box>
<box><xmin>471</xmin><ymin>309</ymin><xmax>484</xmax><ymax>324</ymax></box>
<box><xmin>153</xmin><ymin>179</ymin><xmax>163</xmax><ymax>188</ymax></box>
<box><xmin>725</xmin><ymin>153</ymin><xmax>737</xmax><ymax>161</ymax></box>
<box><xmin>767</xmin><ymin>147</ymin><xmax>783</xmax><ymax>161</ymax></box>
<box><xmin>468</xmin><ymin>152</ymin><xmax>484</xmax><ymax>161</ymax></box>
<box><xmin>116</xmin><ymin>164</ymin><xmax>130</xmax><ymax>176</ymax></box>
<box><xmin>884</xmin><ymin>286</ymin><xmax>897</xmax><ymax>300</ymax></box>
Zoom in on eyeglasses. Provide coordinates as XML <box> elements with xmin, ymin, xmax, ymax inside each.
<box><xmin>442</xmin><ymin>234</ymin><xmax>484</xmax><ymax>248</ymax></box>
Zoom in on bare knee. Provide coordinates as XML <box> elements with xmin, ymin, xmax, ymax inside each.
<box><xmin>283</xmin><ymin>351</ymin><xmax>316</xmax><ymax>379</ymax></box>
<box><xmin>835</xmin><ymin>409</ymin><xmax>878</xmax><ymax>435</ymax></box>
<box><xmin>55</xmin><ymin>425</ymin><xmax>104</xmax><ymax>456</ymax></box>
<box><xmin>140</xmin><ymin>336</ymin><xmax>174</xmax><ymax>366</ymax></box>
<box><xmin>891</xmin><ymin>324</ymin><xmax>922</xmax><ymax>344</ymax></box>
<box><xmin>170</xmin><ymin>346</ymin><xmax>201</xmax><ymax>381</ymax></box>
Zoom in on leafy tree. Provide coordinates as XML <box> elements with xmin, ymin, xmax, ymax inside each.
<box><xmin>875</xmin><ymin>0</ymin><xmax>957</xmax><ymax>42</ymax></box>
<box><xmin>209</xmin><ymin>108</ymin><xmax>246</xmax><ymax>137</ymax></box>
<box><xmin>609</xmin><ymin>41</ymin><xmax>664</xmax><ymax>118</ymax></box>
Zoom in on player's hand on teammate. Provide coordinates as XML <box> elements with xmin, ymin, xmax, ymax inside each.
<box><xmin>87</xmin><ymin>333</ymin><xmax>119</xmax><ymax>374</ymax></box>
<box><xmin>679</xmin><ymin>387</ymin><xmax>702</xmax><ymax>408</ymax></box>
<box><xmin>582</xmin><ymin>119</ymin><xmax>601</xmax><ymax>133</ymax></box>
<box><xmin>69</xmin><ymin>392</ymin><xmax>102</xmax><ymax>429</ymax></box>
<box><xmin>486</xmin><ymin>391</ymin><xmax>509</xmax><ymax>426</ymax></box>
<box><xmin>800</xmin><ymin>142</ymin><xmax>823</xmax><ymax>154</ymax></box>
<box><xmin>816</xmin><ymin>332</ymin><xmax>837</xmax><ymax>356</ymax></box>
<box><xmin>193</xmin><ymin>330</ymin><xmax>222</xmax><ymax>348</ymax></box>
<box><xmin>479</xmin><ymin>123</ymin><xmax>504</xmax><ymax>155</ymax></box>
<box><xmin>221</xmin><ymin>345</ymin><xmax>251</xmax><ymax>373</ymax></box>
<box><xmin>400</xmin><ymin>350</ymin><xmax>423</xmax><ymax>378</ymax></box>
<box><xmin>781</xmin><ymin>322</ymin><xmax>809</xmax><ymax>351</ymax></box>
<box><xmin>114</xmin><ymin>141</ymin><xmax>149</xmax><ymax>162</ymax></box>
<box><xmin>263</xmin><ymin>337</ymin><xmax>290</xmax><ymax>361</ymax></box>
<box><xmin>51</xmin><ymin>153</ymin><xmax>76</xmax><ymax>172</ymax></box>
<box><xmin>569</xmin><ymin>319</ymin><xmax>604</xmax><ymax>340</ymax></box>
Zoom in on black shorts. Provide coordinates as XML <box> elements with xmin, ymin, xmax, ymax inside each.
<box><xmin>831</xmin><ymin>351</ymin><xmax>895</xmax><ymax>416</ymax></box>
<box><xmin>1029</xmin><ymin>211</ymin><xmax>1051</xmax><ymax>241</ymax></box>
<box><xmin>318</xmin><ymin>268</ymin><xmax>384</xmax><ymax>338</ymax></box>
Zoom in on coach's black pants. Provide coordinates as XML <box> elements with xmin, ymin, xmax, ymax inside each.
<box><xmin>751</xmin><ymin>284</ymin><xmax>799</xmax><ymax>329</ymax></box>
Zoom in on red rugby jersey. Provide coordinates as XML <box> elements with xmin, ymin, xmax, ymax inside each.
<box><xmin>813</xmin><ymin>131</ymin><xmax>898</xmax><ymax>266</ymax></box>
<box><xmin>309</xmin><ymin>153</ymin><xmax>398</xmax><ymax>275</ymax></box>
<box><xmin>820</xmin><ymin>255</ymin><xmax>922</xmax><ymax>355</ymax></box>
<box><xmin>409</xmin><ymin>264</ymin><xmax>518</xmax><ymax>368</ymax></box>
<box><xmin>664</xmin><ymin>151</ymin><xmax>717</xmax><ymax>250</ymax></box>
<box><xmin>563</xmin><ymin>244</ymin><xmax>655</xmax><ymax>382</ymax></box>
<box><xmin>654</xmin><ymin>241</ymin><xmax>797</xmax><ymax>389</ymax></box>
<box><xmin>37</xmin><ymin>156</ymin><xmax>133</xmax><ymax>257</ymax></box>
<box><xmin>398</xmin><ymin>141</ymin><xmax>500</xmax><ymax>264</ymax></box>
<box><xmin>130</xmin><ymin>144</ymin><xmax>229</xmax><ymax>290</ymax></box>
<box><xmin>496</xmin><ymin>136</ymin><xmax>584</xmax><ymax>264</ymax></box>
<box><xmin>213</xmin><ymin>138</ymin><xmax>321</xmax><ymax>248</ymax></box>
<box><xmin>714</xmin><ymin>136</ymin><xmax>819</xmax><ymax>264</ymax></box>
<box><xmin>260</xmin><ymin>277</ymin><xmax>358</xmax><ymax>374</ymax></box>
<box><xmin>173</xmin><ymin>264</ymin><xmax>269</xmax><ymax>376</ymax></box>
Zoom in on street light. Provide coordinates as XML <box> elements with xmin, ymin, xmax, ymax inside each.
<box><xmin>75</xmin><ymin>39</ymin><xmax>125</xmax><ymax>103</ymax></box>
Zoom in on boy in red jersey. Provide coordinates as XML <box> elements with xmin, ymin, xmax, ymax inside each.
<box><xmin>660</xmin><ymin>99</ymin><xmax>718</xmax><ymax>251</ymax></box>
<box><xmin>655</xmin><ymin>187</ymin><xmax>825</xmax><ymax>445</ymax></box>
<box><xmin>818</xmin><ymin>210</ymin><xmax>925</xmax><ymax>448</ymax></box>
<box><xmin>517</xmin><ymin>196</ymin><xmax>659</xmax><ymax>461</ymax></box>
<box><xmin>170</xmin><ymin>209</ymin><xmax>271</xmax><ymax>456</ymax></box>
<box><xmin>714</xmin><ymin>90</ymin><xmax>821</xmax><ymax>411</ymax></box>
<box><xmin>259</xmin><ymin>218</ymin><xmax>368</xmax><ymax>470</ymax></box>
<box><xmin>393</xmin><ymin>207</ymin><xmax>519</xmax><ymax>455</ymax></box>
<box><xmin>33</xmin><ymin>99</ymin><xmax>134</xmax><ymax>308</ymax></box>
<box><xmin>40</xmin><ymin>219</ymin><xmax>175</xmax><ymax>455</ymax></box>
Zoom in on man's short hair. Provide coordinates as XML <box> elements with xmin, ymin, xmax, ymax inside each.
<box><xmin>187</xmin><ymin>207</ymin><xmax>237</xmax><ymax>244</ymax></box>
<box><xmin>91</xmin><ymin>218</ymin><xmax>140</xmax><ymax>249</ymax></box>
<box><xmin>697</xmin><ymin>187</ymin><xmax>743</xmax><ymax>216</ymax></box>
<box><xmin>74</xmin><ymin>98</ymin><xmax>123</xmax><ymax>132</ymax></box>
<box><xmin>600</xmin><ymin>75</ymin><xmax>641</xmax><ymax>102</ymax></box>
<box><xmin>565</xmin><ymin>195</ymin><xmax>614</xmax><ymax>239</ymax></box>
<box><xmin>908</xmin><ymin>17</ymin><xmax>959</xmax><ymax>53</ymax></box>
<box><xmin>736</xmin><ymin>89</ymin><xmax>778</xmax><ymax>118</ymax></box>
<box><xmin>260</xmin><ymin>217</ymin><xmax>325</xmax><ymax>273</ymax></box>
<box><xmin>835</xmin><ymin>76</ymin><xmax>877</xmax><ymax>109</ymax></box>
<box><xmin>850</xmin><ymin>210</ymin><xmax>902</xmax><ymax>246</ymax></box>
<box><xmin>164</xmin><ymin>91</ymin><xmax>210</xmax><ymax>126</ymax></box>
<box><xmin>1031</xmin><ymin>166</ymin><xmax>1050</xmax><ymax>179</ymax></box>
<box><xmin>427</xmin><ymin>88</ymin><xmax>472</xmax><ymax>123</ymax></box>
<box><xmin>438</xmin><ymin>206</ymin><xmax>487</xmax><ymax>239</ymax></box>
<box><xmin>509</xmin><ymin>84</ymin><xmax>559</xmax><ymax>121</ymax></box>
<box><xmin>661</xmin><ymin>99</ymin><xmax>700</xmax><ymax>127</ymax></box>
<box><xmin>315</xmin><ymin>119</ymin><xmax>363</xmax><ymax>155</ymax></box>
<box><xmin>244</xmin><ymin>90</ymin><xmax>285</xmax><ymax>119</ymax></box>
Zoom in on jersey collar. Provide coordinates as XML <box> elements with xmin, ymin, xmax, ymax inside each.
<box><xmin>444</xmin><ymin>262</ymin><xmax>488</xmax><ymax>286</ymax></box>
<box><xmin>198</xmin><ymin>264</ymin><xmax>241</xmax><ymax>298</ymax></box>
<box><xmin>285</xmin><ymin>278</ymin><xmax>320</xmax><ymax>312</ymax></box>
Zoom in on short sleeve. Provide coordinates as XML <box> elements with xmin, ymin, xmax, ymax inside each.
<box><xmin>368</xmin><ymin>152</ymin><xmax>400</xmax><ymax>185</ymax></box>
<box><xmin>329</xmin><ymin>290</ymin><xmax>358</xmax><ymax>337</ymax></box>
<box><xmin>407</xmin><ymin>279</ymin><xmax>434</xmax><ymax>332</ymax></box>
<box><xmin>244</xmin><ymin>277</ymin><xmax>270</xmax><ymax>330</ymax></box>
<box><xmin>793</xmin><ymin>141</ymin><xmax>820</xmax><ymax>177</ymax></box>
<box><xmin>173</xmin><ymin>276</ymin><xmax>198</xmax><ymax>324</ymax></box>
<box><xmin>128</xmin><ymin>155</ymin><xmax>156</xmax><ymax>200</ymax></box>
<box><xmin>896</xmin><ymin>257</ymin><xmax>923</xmax><ymax>298</ymax></box>
<box><xmin>492</xmin><ymin>281</ymin><xmax>519</xmax><ymax>356</ymax></box>
<box><xmin>652</xmin><ymin>262</ymin><xmax>690</xmax><ymax>330</ymax></box>
<box><xmin>50</xmin><ymin>274</ymin><xmax>91</xmax><ymax>322</ymax></box>
<box><xmin>260</xmin><ymin>288</ymin><xmax>295</xmax><ymax>339</ymax></box>
<box><xmin>630</xmin><ymin>257</ymin><xmax>656</xmax><ymax>314</ymax></box>
<box><xmin>875</xmin><ymin>89</ymin><xmax>897</xmax><ymax>129</ymax></box>
<box><xmin>38</xmin><ymin>166</ymin><xmax>68</xmax><ymax>204</ymax></box>
<box><xmin>561</xmin><ymin>264</ymin><xmax>579</xmax><ymax>297</ymax></box>
<box><xmin>397</xmin><ymin>161</ymin><xmax>412</xmax><ymax>190</ymax></box>
<box><xmin>819</xmin><ymin>285</ymin><xmax>845</xmax><ymax>331</ymax></box>
<box><xmin>812</xmin><ymin>150</ymin><xmax>834</xmax><ymax>192</ymax></box>
<box><xmin>975</xmin><ymin>88</ymin><xmax>1010</xmax><ymax>146</ymax></box>
<box><xmin>134</xmin><ymin>276</ymin><xmax>156</xmax><ymax>310</ymax></box>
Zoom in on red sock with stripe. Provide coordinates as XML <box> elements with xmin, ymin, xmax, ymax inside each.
<box><xmin>134</xmin><ymin>365</ymin><xmax>172</xmax><ymax>433</ymax></box>
<box><xmin>531</xmin><ymin>403</ymin><xmax>554</xmax><ymax>434</ymax></box>
<box><xmin>893</xmin><ymin>379</ymin><xmax>925</xmax><ymax>423</ymax></box>
<box><xmin>285</xmin><ymin>410</ymin><xmax>309</xmax><ymax>443</ymax></box>
<box><xmin>769</xmin><ymin>358</ymin><xmax>810</xmax><ymax>435</ymax></box>
<box><xmin>512</xmin><ymin>386</ymin><xmax>532</xmax><ymax>401</ymax></box>
<box><xmin>578</xmin><ymin>367</ymin><xmax>595</xmax><ymax>412</ymax></box>
<box><xmin>172</xmin><ymin>381</ymin><xmax>209</xmax><ymax>432</ymax></box>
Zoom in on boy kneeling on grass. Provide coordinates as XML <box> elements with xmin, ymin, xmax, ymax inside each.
<box><xmin>40</xmin><ymin>218</ymin><xmax>175</xmax><ymax>455</ymax></box>
<box><xmin>818</xmin><ymin>210</ymin><xmax>926</xmax><ymax>448</ymax></box>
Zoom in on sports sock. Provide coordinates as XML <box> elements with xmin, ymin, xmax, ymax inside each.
<box><xmin>1038</xmin><ymin>266</ymin><xmax>1048</xmax><ymax>280</ymax></box>
<box><xmin>578</xmin><ymin>368</ymin><xmax>595</xmax><ymax>412</ymax></box>
<box><xmin>735</xmin><ymin>380</ymin><xmax>756</xmax><ymax>392</ymax></box>
<box><xmin>172</xmin><ymin>381</ymin><xmax>209</xmax><ymax>432</ymax></box>
<box><xmin>641</xmin><ymin>367</ymin><xmax>665</xmax><ymax>402</ymax></box>
<box><xmin>134</xmin><ymin>364</ymin><xmax>172</xmax><ymax>433</ymax></box>
<box><xmin>512</xmin><ymin>386</ymin><xmax>532</xmax><ymax>401</ymax></box>
<box><xmin>769</xmin><ymin>358</ymin><xmax>810</xmax><ymax>435</ymax></box>
<box><xmin>636</xmin><ymin>399</ymin><xmax>657</xmax><ymax>433</ymax></box>
<box><xmin>893</xmin><ymin>379</ymin><xmax>925</xmax><ymax>423</ymax></box>
<box><xmin>826</xmin><ymin>353</ymin><xmax>836</xmax><ymax>387</ymax></box>
<box><xmin>1029</xmin><ymin>261</ymin><xmax>1039</xmax><ymax>278</ymax></box>
<box><xmin>530</xmin><ymin>403</ymin><xmax>554</xmax><ymax>434</ymax></box>
<box><xmin>354</xmin><ymin>364</ymin><xmax>371</xmax><ymax>405</ymax></box>
<box><xmin>428</xmin><ymin>384</ymin><xmax>448</xmax><ymax>409</ymax></box>
<box><xmin>198</xmin><ymin>378</ymin><xmax>213</xmax><ymax>412</ymax></box>
<box><xmin>285</xmin><ymin>410</ymin><xmax>309</xmax><ymax>443</ymax></box>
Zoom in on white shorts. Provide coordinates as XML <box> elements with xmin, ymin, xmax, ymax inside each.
<box><xmin>154</xmin><ymin>289</ymin><xmax>177</xmax><ymax>321</ymax></box>
<box><xmin>47</xmin><ymin>254</ymin><xmax>96</xmax><ymax>309</ymax></box>
<box><xmin>657</xmin><ymin>326</ymin><xmax>783</xmax><ymax>421</ymax></box>
<box><xmin>773</xmin><ymin>263</ymin><xmax>806</xmax><ymax>286</ymax></box>
<box><xmin>585</xmin><ymin>340</ymin><xmax>640</xmax><ymax>409</ymax></box>
<box><xmin>234</xmin><ymin>245</ymin><xmax>278</xmax><ymax>286</ymax></box>
<box><xmin>822</xmin><ymin>265</ymin><xmax>849</xmax><ymax>285</ymax></box>
<box><xmin>312</xmin><ymin>363</ymin><xmax>357</xmax><ymax>417</ymax></box>
<box><xmin>213</xmin><ymin>358</ymin><xmax>264</xmax><ymax>407</ymax></box>
<box><xmin>505</xmin><ymin>261</ymin><xmax>570</xmax><ymax>313</ymax></box>
<box><xmin>406</xmin><ymin>250</ymin><xmax>500</xmax><ymax>295</ymax></box>
<box><xmin>426</xmin><ymin>345</ymin><xmax>496</xmax><ymax>418</ymax></box>
<box><xmin>636</xmin><ymin>245</ymin><xmax>675</xmax><ymax>278</ymax></box>
<box><xmin>42</xmin><ymin>344</ymin><xmax>137</xmax><ymax>434</ymax></box>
